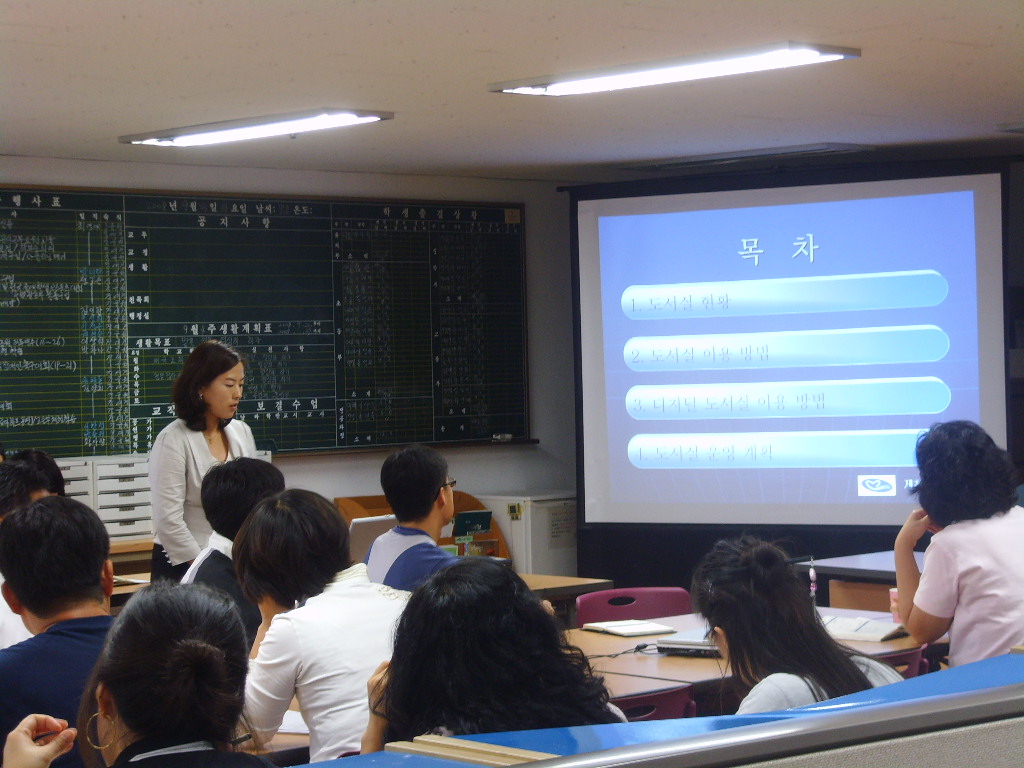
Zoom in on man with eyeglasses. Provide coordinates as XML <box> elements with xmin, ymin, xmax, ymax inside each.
<box><xmin>365</xmin><ymin>444</ymin><xmax>459</xmax><ymax>591</ymax></box>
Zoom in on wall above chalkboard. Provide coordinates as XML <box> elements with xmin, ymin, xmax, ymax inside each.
<box><xmin>0</xmin><ymin>187</ymin><xmax>528</xmax><ymax>457</ymax></box>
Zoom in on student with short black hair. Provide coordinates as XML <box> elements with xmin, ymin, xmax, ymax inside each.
<box><xmin>0</xmin><ymin>460</ymin><xmax>52</xmax><ymax>650</ymax></box>
<box><xmin>365</xmin><ymin>444</ymin><xmax>457</xmax><ymax>590</ymax></box>
<box><xmin>0</xmin><ymin>461</ymin><xmax>50</xmax><ymax>520</ymax></box>
<box><xmin>895</xmin><ymin>420</ymin><xmax>1024</xmax><ymax>665</ymax></box>
<box><xmin>0</xmin><ymin>497</ymin><xmax>115</xmax><ymax>768</ymax></box>
<box><xmin>181</xmin><ymin>458</ymin><xmax>285</xmax><ymax>647</ymax></box>
<box><xmin>691</xmin><ymin>536</ymin><xmax>902</xmax><ymax>713</ymax></box>
<box><xmin>9</xmin><ymin>449</ymin><xmax>65</xmax><ymax>496</ymax></box>
<box><xmin>77</xmin><ymin>582</ymin><xmax>273</xmax><ymax>768</ymax></box>
<box><xmin>234</xmin><ymin>489</ymin><xmax>407</xmax><ymax>761</ymax></box>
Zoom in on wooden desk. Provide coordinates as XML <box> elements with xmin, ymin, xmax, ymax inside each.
<box><xmin>519</xmin><ymin>574</ymin><xmax>613</xmax><ymax>627</ymax></box>
<box><xmin>794</xmin><ymin>551</ymin><xmax>924</xmax><ymax>611</ymax></box>
<box><xmin>571</xmin><ymin>607</ymin><xmax>921</xmax><ymax>714</ymax></box>
<box><xmin>794</xmin><ymin>551</ymin><xmax>923</xmax><ymax>582</ymax></box>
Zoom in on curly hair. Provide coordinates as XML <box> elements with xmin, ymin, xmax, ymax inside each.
<box><xmin>376</xmin><ymin>558</ymin><xmax>618</xmax><ymax>740</ymax></box>
<box><xmin>912</xmin><ymin>420</ymin><xmax>1017</xmax><ymax>526</ymax></box>
<box><xmin>171</xmin><ymin>340</ymin><xmax>244</xmax><ymax>431</ymax></box>
<box><xmin>691</xmin><ymin>536</ymin><xmax>872</xmax><ymax>700</ymax></box>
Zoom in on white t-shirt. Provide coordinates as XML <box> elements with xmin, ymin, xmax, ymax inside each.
<box><xmin>244</xmin><ymin>563</ymin><xmax>408</xmax><ymax>761</ymax></box>
<box><xmin>914</xmin><ymin>506</ymin><xmax>1024</xmax><ymax>667</ymax></box>
<box><xmin>736</xmin><ymin>656</ymin><xmax>903</xmax><ymax>714</ymax></box>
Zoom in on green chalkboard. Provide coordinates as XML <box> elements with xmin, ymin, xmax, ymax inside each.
<box><xmin>0</xmin><ymin>187</ymin><xmax>527</xmax><ymax>457</ymax></box>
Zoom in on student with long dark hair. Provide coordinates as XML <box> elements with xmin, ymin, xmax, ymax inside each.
<box><xmin>234</xmin><ymin>489</ymin><xmax>407</xmax><ymax>761</ymax></box>
<box><xmin>691</xmin><ymin>537</ymin><xmax>902</xmax><ymax>713</ymax></box>
<box><xmin>76</xmin><ymin>582</ymin><xmax>270</xmax><ymax>768</ymax></box>
<box><xmin>895</xmin><ymin>420</ymin><xmax>1024</xmax><ymax>666</ymax></box>
<box><xmin>361</xmin><ymin>557</ymin><xmax>622</xmax><ymax>752</ymax></box>
<box><xmin>149</xmin><ymin>341</ymin><xmax>256</xmax><ymax>582</ymax></box>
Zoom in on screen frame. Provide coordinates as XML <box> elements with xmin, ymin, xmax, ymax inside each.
<box><xmin>569</xmin><ymin>156</ymin><xmax>1020</xmax><ymax>536</ymax></box>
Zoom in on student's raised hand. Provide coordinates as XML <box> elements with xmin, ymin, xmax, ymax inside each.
<box><xmin>3</xmin><ymin>715</ymin><xmax>77</xmax><ymax>768</ymax></box>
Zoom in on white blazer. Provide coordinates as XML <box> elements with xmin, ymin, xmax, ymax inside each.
<box><xmin>149</xmin><ymin>418</ymin><xmax>256</xmax><ymax>565</ymax></box>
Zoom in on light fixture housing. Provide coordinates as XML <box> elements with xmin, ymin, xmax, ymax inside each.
<box><xmin>119</xmin><ymin>108</ymin><xmax>394</xmax><ymax>147</ymax></box>
<box><xmin>488</xmin><ymin>41</ymin><xmax>860</xmax><ymax>96</ymax></box>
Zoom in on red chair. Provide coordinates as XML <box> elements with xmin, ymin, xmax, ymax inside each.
<box><xmin>575</xmin><ymin>587</ymin><xmax>691</xmax><ymax>627</ymax></box>
<box><xmin>610</xmin><ymin>684</ymin><xmax>697</xmax><ymax>721</ymax></box>
<box><xmin>875</xmin><ymin>643</ymin><xmax>929</xmax><ymax>679</ymax></box>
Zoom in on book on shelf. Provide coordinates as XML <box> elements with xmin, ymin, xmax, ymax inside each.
<box><xmin>580</xmin><ymin>619</ymin><xmax>676</xmax><ymax>636</ymax></box>
<box><xmin>821</xmin><ymin>614</ymin><xmax>908</xmax><ymax>642</ymax></box>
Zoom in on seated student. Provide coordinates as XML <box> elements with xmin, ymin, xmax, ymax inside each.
<box><xmin>0</xmin><ymin>462</ymin><xmax>52</xmax><ymax>651</ymax></box>
<box><xmin>9</xmin><ymin>449</ymin><xmax>65</xmax><ymax>496</ymax></box>
<box><xmin>691</xmin><ymin>537</ymin><xmax>903</xmax><ymax>714</ymax></box>
<box><xmin>180</xmin><ymin>458</ymin><xmax>285</xmax><ymax>648</ymax></box>
<box><xmin>895</xmin><ymin>420</ymin><xmax>1024</xmax><ymax>666</ymax></box>
<box><xmin>361</xmin><ymin>557</ymin><xmax>624</xmax><ymax>752</ymax></box>
<box><xmin>365</xmin><ymin>444</ymin><xmax>458</xmax><ymax>590</ymax></box>
<box><xmin>0</xmin><ymin>496</ymin><xmax>115</xmax><ymax>768</ymax></box>
<box><xmin>77</xmin><ymin>582</ymin><xmax>274</xmax><ymax>768</ymax></box>
<box><xmin>234</xmin><ymin>489</ymin><xmax>408</xmax><ymax>761</ymax></box>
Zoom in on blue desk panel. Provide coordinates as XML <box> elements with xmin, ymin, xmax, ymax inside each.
<box><xmin>335</xmin><ymin>654</ymin><xmax>1024</xmax><ymax>768</ymax></box>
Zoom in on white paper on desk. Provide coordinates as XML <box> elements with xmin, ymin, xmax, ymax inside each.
<box><xmin>278</xmin><ymin>710</ymin><xmax>309</xmax><ymax>734</ymax></box>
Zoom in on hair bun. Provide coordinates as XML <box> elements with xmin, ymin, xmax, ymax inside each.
<box><xmin>167</xmin><ymin>638</ymin><xmax>229</xmax><ymax>689</ymax></box>
<box><xmin>746</xmin><ymin>541</ymin><xmax>788</xmax><ymax>585</ymax></box>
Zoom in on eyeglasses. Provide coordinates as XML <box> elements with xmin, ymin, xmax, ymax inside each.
<box><xmin>439</xmin><ymin>478</ymin><xmax>457</xmax><ymax>491</ymax></box>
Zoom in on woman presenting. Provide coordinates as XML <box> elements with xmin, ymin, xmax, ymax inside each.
<box><xmin>149</xmin><ymin>340</ymin><xmax>255</xmax><ymax>581</ymax></box>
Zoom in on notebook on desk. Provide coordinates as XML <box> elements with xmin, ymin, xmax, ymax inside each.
<box><xmin>348</xmin><ymin>514</ymin><xmax>397</xmax><ymax>563</ymax></box>
<box><xmin>656</xmin><ymin>626</ymin><xmax>721</xmax><ymax>657</ymax></box>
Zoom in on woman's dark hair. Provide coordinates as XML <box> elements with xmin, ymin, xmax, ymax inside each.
<box><xmin>9</xmin><ymin>448</ymin><xmax>65</xmax><ymax>495</ymax></box>
<box><xmin>232</xmin><ymin>488</ymin><xmax>351</xmax><ymax>607</ymax></box>
<box><xmin>78</xmin><ymin>583</ymin><xmax>249</xmax><ymax>767</ymax></box>
<box><xmin>912</xmin><ymin>420</ymin><xmax>1017</xmax><ymax>526</ymax></box>
<box><xmin>376</xmin><ymin>558</ymin><xmax>619</xmax><ymax>741</ymax></box>
<box><xmin>172</xmin><ymin>340</ymin><xmax>244</xmax><ymax>431</ymax></box>
<box><xmin>691</xmin><ymin>536</ymin><xmax>872</xmax><ymax>700</ymax></box>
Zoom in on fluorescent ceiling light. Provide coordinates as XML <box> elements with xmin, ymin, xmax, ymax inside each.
<box><xmin>119</xmin><ymin>108</ymin><xmax>394</xmax><ymax>147</ymax></box>
<box><xmin>488</xmin><ymin>42</ymin><xmax>860</xmax><ymax>96</ymax></box>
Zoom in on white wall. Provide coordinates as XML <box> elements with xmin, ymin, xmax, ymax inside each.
<box><xmin>1</xmin><ymin>156</ymin><xmax>578</xmax><ymax>500</ymax></box>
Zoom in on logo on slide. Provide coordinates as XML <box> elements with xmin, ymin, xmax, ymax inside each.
<box><xmin>857</xmin><ymin>475</ymin><xmax>897</xmax><ymax>496</ymax></box>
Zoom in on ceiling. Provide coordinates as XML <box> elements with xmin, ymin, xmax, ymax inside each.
<box><xmin>3</xmin><ymin>0</ymin><xmax>1023</xmax><ymax>184</ymax></box>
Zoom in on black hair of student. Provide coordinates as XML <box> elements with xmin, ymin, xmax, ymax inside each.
<box><xmin>691</xmin><ymin>536</ymin><xmax>873</xmax><ymax>700</ymax></box>
<box><xmin>911</xmin><ymin>420</ymin><xmax>1017</xmax><ymax>526</ymax></box>
<box><xmin>77</xmin><ymin>582</ymin><xmax>249</xmax><ymax>768</ymax></box>
<box><xmin>233</xmin><ymin>488</ymin><xmax>352</xmax><ymax>607</ymax></box>
<box><xmin>201</xmin><ymin>458</ymin><xmax>285</xmax><ymax>541</ymax></box>
<box><xmin>0</xmin><ymin>496</ymin><xmax>109</xmax><ymax>617</ymax></box>
<box><xmin>0</xmin><ymin>460</ymin><xmax>50</xmax><ymax>519</ymax></box>
<box><xmin>171</xmin><ymin>340</ymin><xmax>244</xmax><ymax>432</ymax></box>
<box><xmin>379</xmin><ymin>444</ymin><xmax>448</xmax><ymax>523</ymax></box>
<box><xmin>9</xmin><ymin>448</ymin><xmax>66</xmax><ymax>495</ymax></box>
<box><xmin>376</xmin><ymin>557</ymin><xmax>619</xmax><ymax>741</ymax></box>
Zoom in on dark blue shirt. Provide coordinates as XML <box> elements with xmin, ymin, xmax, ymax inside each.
<box><xmin>0</xmin><ymin>614</ymin><xmax>114</xmax><ymax>768</ymax></box>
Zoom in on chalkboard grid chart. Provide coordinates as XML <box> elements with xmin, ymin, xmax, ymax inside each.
<box><xmin>0</xmin><ymin>189</ymin><xmax>528</xmax><ymax>457</ymax></box>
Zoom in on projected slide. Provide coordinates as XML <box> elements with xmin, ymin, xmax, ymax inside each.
<box><xmin>581</xmin><ymin>177</ymin><xmax>1005</xmax><ymax>525</ymax></box>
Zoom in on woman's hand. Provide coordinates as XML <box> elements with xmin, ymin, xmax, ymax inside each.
<box><xmin>3</xmin><ymin>715</ymin><xmax>76</xmax><ymax>768</ymax></box>
<box><xmin>361</xmin><ymin>660</ymin><xmax>391</xmax><ymax>754</ymax></box>
<box><xmin>896</xmin><ymin>508</ymin><xmax>938</xmax><ymax>549</ymax></box>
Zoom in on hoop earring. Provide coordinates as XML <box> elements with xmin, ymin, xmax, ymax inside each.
<box><xmin>86</xmin><ymin>711</ymin><xmax>115</xmax><ymax>751</ymax></box>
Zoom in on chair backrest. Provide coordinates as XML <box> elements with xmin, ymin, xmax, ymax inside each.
<box><xmin>575</xmin><ymin>587</ymin><xmax>692</xmax><ymax>627</ymax></box>
<box><xmin>875</xmin><ymin>644</ymin><xmax>929</xmax><ymax>679</ymax></box>
<box><xmin>610</xmin><ymin>684</ymin><xmax>697</xmax><ymax>721</ymax></box>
